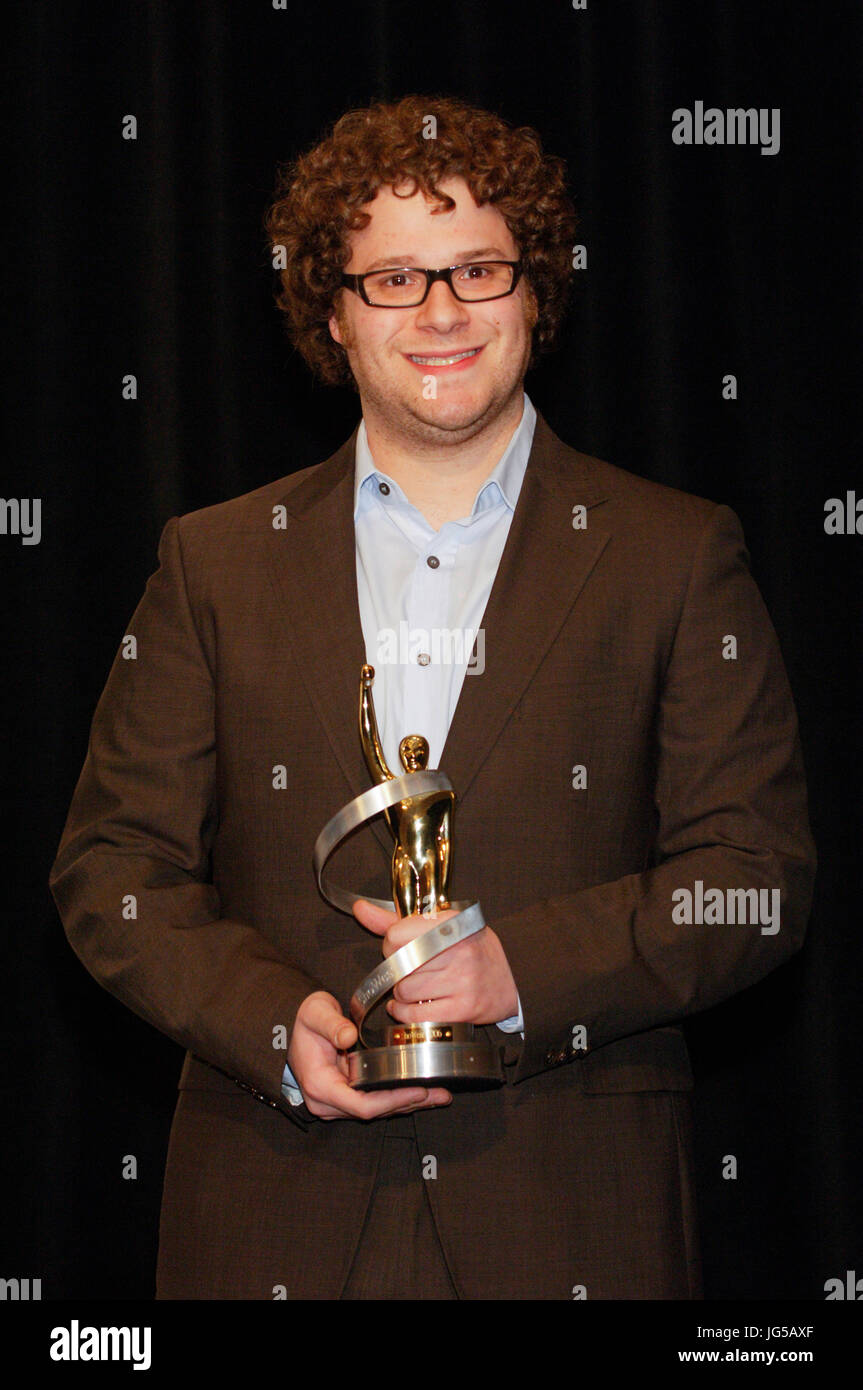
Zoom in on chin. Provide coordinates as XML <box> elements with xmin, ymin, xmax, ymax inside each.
<box><xmin>410</xmin><ymin>403</ymin><xmax>487</xmax><ymax>435</ymax></box>
<box><xmin>412</xmin><ymin>387</ymin><xmax>499</xmax><ymax>426</ymax></box>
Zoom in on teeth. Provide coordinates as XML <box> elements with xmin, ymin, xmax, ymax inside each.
<box><xmin>408</xmin><ymin>348</ymin><xmax>480</xmax><ymax>365</ymax></box>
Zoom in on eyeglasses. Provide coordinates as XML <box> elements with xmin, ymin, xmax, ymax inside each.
<box><xmin>340</xmin><ymin>260</ymin><xmax>523</xmax><ymax>307</ymax></box>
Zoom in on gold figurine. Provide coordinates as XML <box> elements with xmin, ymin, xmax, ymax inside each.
<box><xmin>312</xmin><ymin>663</ymin><xmax>503</xmax><ymax>1086</ymax></box>
<box><xmin>359</xmin><ymin>664</ymin><xmax>454</xmax><ymax>917</ymax></box>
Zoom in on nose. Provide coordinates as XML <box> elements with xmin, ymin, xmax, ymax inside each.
<box><xmin>413</xmin><ymin>277</ymin><xmax>471</xmax><ymax>332</ymax></box>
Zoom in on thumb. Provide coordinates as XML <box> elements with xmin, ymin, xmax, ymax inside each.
<box><xmin>353</xmin><ymin>897</ymin><xmax>399</xmax><ymax>935</ymax></box>
<box><xmin>320</xmin><ymin>998</ymin><xmax>356</xmax><ymax>1050</ymax></box>
<box><xmin>333</xmin><ymin>1017</ymin><xmax>357</xmax><ymax>1050</ymax></box>
<box><xmin>302</xmin><ymin>992</ymin><xmax>357</xmax><ymax>1049</ymax></box>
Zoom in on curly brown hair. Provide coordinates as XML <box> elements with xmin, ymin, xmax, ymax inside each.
<box><xmin>263</xmin><ymin>94</ymin><xmax>577</xmax><ymax>387</ymax></box>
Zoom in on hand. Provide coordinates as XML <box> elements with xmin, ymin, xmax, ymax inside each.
<box><xmin>286</xmin><ymin>990</ymin><xmax>452</xmax><ymax>1120</ymax></box>
<box><xmin>352</xmin><ymin>900</ymin><xmax>519</xmax><ymax>1026</ymax></box>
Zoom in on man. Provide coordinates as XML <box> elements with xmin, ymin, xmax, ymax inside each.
<box><xmin>49</xmin><ymin>95</ymin><xmax>816</xmax><ymax>1300</ymax></box>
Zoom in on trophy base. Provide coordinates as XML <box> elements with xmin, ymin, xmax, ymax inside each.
<box><xmin>347</xmin><ymin>1022</ymin><xmax>504</xmax><ymax>1091</ymax></box>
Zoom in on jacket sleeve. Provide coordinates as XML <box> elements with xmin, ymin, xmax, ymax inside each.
<box><xmin>49</xmin><ymin>515</ymin><xmax>321</xmax><ymax>1127</ymax></box>
<box><xmin>491</xmin><ymin>503</ymin><xmax>817</xmax><ymax>1083</ymax></box>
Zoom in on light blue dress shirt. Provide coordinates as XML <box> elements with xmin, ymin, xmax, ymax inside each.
<box><xmin>282</xmin><ymin>393</ymin><xmax>535</xmax><ymax>1105</ymax></box>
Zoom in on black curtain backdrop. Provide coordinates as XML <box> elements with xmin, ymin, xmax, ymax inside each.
<box><xmin>3</xmin><ymin>0</ymin><xmax>860</xmax><ymax>1306</ymax></box>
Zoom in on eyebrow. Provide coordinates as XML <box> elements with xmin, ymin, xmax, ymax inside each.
<box><xmin>359</xmin><ymin>248</ymin><xmax>511</xmax><ymax>273</ymax></box>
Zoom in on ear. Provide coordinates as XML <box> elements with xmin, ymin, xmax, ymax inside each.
<box><xmin>328</xmin><ymin>309</ymin><xmax>343</xmax><ymax>345</ymax></box>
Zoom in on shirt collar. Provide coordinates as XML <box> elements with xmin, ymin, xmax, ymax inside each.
<box><xmin>353</xmin><ymin>392</ymin><xmax>536</xmax><ymax>521</ymax></box>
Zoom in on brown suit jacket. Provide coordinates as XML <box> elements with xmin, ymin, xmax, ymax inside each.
<box><xmin>49</xmin><ymin>410</ymin><xmax>816</xmax><ymax>1299</ymax></box>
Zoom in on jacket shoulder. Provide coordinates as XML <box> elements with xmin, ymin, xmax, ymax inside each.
<box><xmin>543</xmin><ymin>427</ymin><xmax>721</xmax><ymax>527</ymax></box>
<box><xmin>534</xmin><ymin>415</ymin><xmax>746</xmax><ymax>590</ymax></box>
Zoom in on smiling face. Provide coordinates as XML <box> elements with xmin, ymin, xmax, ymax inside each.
<box><xmin>328</xmin><ymin>177</ymin><xmax>537</xmax><ymax>450</ymax></box>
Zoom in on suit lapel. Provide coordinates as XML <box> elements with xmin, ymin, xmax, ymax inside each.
<box><xmin>262</xmin><ymin>429</ymin><xmax>398</xmax><ymax>860</ymax></box>
<box><xmin>438</xmin><ymin>413</ymin><xmax>611</xmax><ymax>803</ymax></box>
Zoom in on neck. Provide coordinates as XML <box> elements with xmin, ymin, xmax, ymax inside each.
<box><xmin>362</xmin><ymin>395</ymin><xmax>525</xmax><ymax>530</ymax></box>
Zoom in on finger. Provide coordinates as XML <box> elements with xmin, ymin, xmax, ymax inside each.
<box><xmin>380</xmin><ymin>916</ymin><xmax>435</xmax><ymax>957</ymax></box>
<box><xmin>381</xmin><ymin>909</ymin><xmax>467</xmax><ymax>959</ymax></box>
<box><xmin>313</xmin><ymin>1071</ymin><xmax>451</xmax><ymax>1121</ymax></box>
<box><xmin>386</xmin><ymin>1089</ymin><xmax>453</xmax><ymax>1116</ymax></box>
<box><xmin>391</xmin><ymin>958</ymin><xmax>449</xmax><ymax>1001</ymax></box>
<box><xmin>352</xmin><ymin>898</ymin><xmax>398</xmax><ymax>936</ymax></box>
<box><xmin>302</xmin><ymin>993</ymin><xmax>358</xmax><ymax>1050</ymax></box>
<box><xmin>354</xmin><ymin>1084</ymin><xmax>452</xmax><ymax>1119</ymax></box>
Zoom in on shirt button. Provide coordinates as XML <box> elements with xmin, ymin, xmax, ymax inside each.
<box><xmin>426</xmin><ymin>555</ymin><xmax>440</xmax><ymax>569</ymax></box>
<box><xmin>417</xmin><ymin>653</ymin><xmax>431</xmax><ymax>666</ymax></box>
<box><xmin>378</xmin><ymin>481</ymin><xmax>390</xmax><ymax>496</ymax></box>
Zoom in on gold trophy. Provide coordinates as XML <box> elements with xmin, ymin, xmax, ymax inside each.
<box><xmin>313</xmin><ymin>664</ymin><xmax>505</xmax><ymax>1090</ymax></box>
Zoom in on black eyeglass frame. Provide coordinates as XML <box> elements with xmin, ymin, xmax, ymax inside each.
<box><xmin>340</xmin><ymin>259</ymin><xmax>523</xmax><ymax>307</ymax></box>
